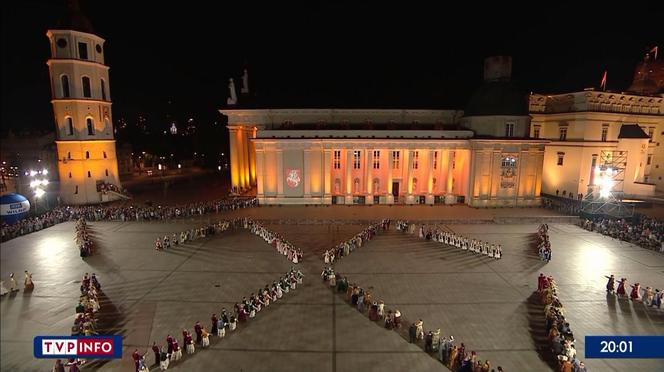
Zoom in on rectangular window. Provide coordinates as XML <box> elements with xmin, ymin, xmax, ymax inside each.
<box><xmin>82</xmin><ymin>77</ymin><xmax>91</xmax><ymax>98</ymax></box>
<box><xmin>392</xmin><ymin>151</ymin><xmax>400</xmax><ymax>169</ymax></box>
<box><xmin>413</xmin><ymin>151</ymin><xmax>419</xmax><ymax>169</ymax></box>
<box><xmin>433</xmin><ymin>151</ymin><xmax>438</xmax><ymax>170</ymax></box>
<box><xmin>533</xmin><ymin>126</ymin><xmax>540</xmax><ymax>139</ymax></box>
<box><xmin>101</xmin><ymin>79</ymin><xmax>107</xmax><ymax>101</ymax></box>
<box><xmin>373</xmin><ymin>150</ymin><xmax>380</xmax><ymax>169</ymax></box>
<box><xmin>78</xmin><ymin>42</ymin><xmax>88</xmax><ymax>60</ymax></box>
<box><xmin>647</xmin><ymin>154</ymin><xmax>652</xmax><ymax>165</ymax></box>
<box><xmin>557</xmin><ymin>152</ymin><xmax>565</xmax><ymax>166</ymax></box>
<box><xmin>559</xmin><ymin>127</ymin><xmax>567</xmax><ymax>141</ymax></box>
<box><xmin>601</xmin><ymin>127</ymin><xmax>608</xmax><ymax>142</ymax></box>
<box><xmin>505</xmin><ymin>122</ymin><xmax>514</xmax><ymax>137</ymax></box>
<box><xmin>353</xmin><ymin>150</ymin><xmax>361</xmax><ymax>169</ymax></box>
<box><xmin>333</xmin><ymin>150</ymin><xmax>341</xmax><ymax>169</ymax></box>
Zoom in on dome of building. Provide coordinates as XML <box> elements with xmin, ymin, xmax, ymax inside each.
<box><xmin>0</xmin><ymin>193</ymin><xmax>31</xmax><ymax>225</ymax></box>
<box><xmin>464</xmin><ymin>81</ymin><xmax>528</xmax><ymax>117</ymax></box>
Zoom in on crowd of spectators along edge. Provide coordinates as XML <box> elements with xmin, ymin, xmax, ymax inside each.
<box><xmin>0</xmin><ymin>197</ymin><xmax>258</xmax><ymax>242</ymax></box>
<box><xmin>321</xmin><ymin>220</ymin><xmax>505</xmax><ymax>372</ymax></box>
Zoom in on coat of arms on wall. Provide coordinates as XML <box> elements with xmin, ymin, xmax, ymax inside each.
<box><xmin>286</xmin><ymin>169</ymin><xmax>301</xmax><ymax>188</ymax></box>
<box><xmin>500</xmin><ymin>155</ymin><xmax>517</xmax><ymax>189</ymax></box>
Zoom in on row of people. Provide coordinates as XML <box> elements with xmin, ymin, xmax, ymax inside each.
<box><xmin>75</xmin><ymin>218</ymin><xmax>94</xmax><ymax>257</ymax></box>
<box><xmin>1</xmin><ymin>197</ymin><xmax>258</xmax><ymax>242</ymax></box>
<box><xmin>132</xmin><ymin>268</ymin><xmax>303</xmax><ymax>371</ymax></box>
<box><xmin>323</xmin><ymin>220</ymin><xmax>388</xmax><ymax>264</ymax></box>
<box><xmin>536</xmin><ymin>224</ymin><xmax>552</xmax><ymax>261</ymax></box>
<box><xmin>246</xmin><ymin>218</ymin><xmax>303</xmax><ymax>264</ymax></box>
<box><xmin>581</xmin><ymin>217</ymin><xmax>664</xmax><ymax>253</ymax></box>
<box><xmin>537</xmin><ymin>274</ymin><xmax>587</xmax><ymax>372</ymax></box>
<box><xmin>322</xmin><ymin>269</ymin><xmax>504</xmax><ymax>372</ymax></box>
<box><xmin>73</xmin><ymin>273</ymin><xmax>102</xmax><ymax>337</ymax></box>
<box><xmin>604</xmin><ymin>274</ymin><xmax>662</xmax><ymax>308</ymax></box>
<box><xmin>155</xmin><ymin>219</ymin><xmax>236</xmax><ymax>250</ymax></box>
<box><xmin>401</xmin><ymin>222</ymin><xmax>503</xmax><ymax>259</ymax></box>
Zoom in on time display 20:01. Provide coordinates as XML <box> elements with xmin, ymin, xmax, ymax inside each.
<box><xmin>599</xmin><ymin>340</ymin><xmax>632</xmax><ymax>353</ymax></box>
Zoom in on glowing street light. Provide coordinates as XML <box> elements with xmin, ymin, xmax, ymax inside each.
<box><xmin>34</xmin><ymin>188</ymin><xmax>45</xmax><ymax>198</ymax></box>
<box><xmin>29</xmin><ymin>170</ymin><xmax>37</xmax><ymax>177</ymax></box>
<box><xmin>42</xmin><ymin>169</ymin><xmax>48</xmax><ymax>175</ymax></box>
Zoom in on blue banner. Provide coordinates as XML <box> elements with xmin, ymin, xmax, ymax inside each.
<box><xmin>585</xmin><ymin>336</ymin><xmax>664</xmax><ymax>358</ymax></box>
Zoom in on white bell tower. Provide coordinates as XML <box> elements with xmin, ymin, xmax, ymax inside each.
<box><xmin>46</xmin><ymin>0</ymin><xmax>122</xmax><ymax>204</ymax></box>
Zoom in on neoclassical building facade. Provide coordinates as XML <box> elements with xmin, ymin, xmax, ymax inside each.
<box><xmin>223</xmin><ymin>107</ymin><xmax>545</xmax><ymax>207</ymax></box>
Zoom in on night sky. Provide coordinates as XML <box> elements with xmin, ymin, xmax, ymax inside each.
<box><xmin>1</xmin><ymin>1</ymin><xmax>662</xmax><ymax>135</ymax></box>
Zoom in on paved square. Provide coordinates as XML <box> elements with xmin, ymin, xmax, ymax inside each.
<box><xmin>1</xmin><ymin>208</ymin><xmax>663</xmax><ymax>371</ymax></box>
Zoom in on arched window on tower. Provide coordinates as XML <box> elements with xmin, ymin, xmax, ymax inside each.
<box><xmin>61</xmin><ymin>75</ymin><xmax>70</xmax><ymax>98</ymax></box>
<box><xmin>66</xmin><ymin>117</ymin><xmax>74</xmax><ymax>136</ymax></box>
<box><xmin>87</xmin><ymin>171</ymin><xmax>91</xmax><ymax>178</ymax></box>
<box><xmin>85</xmin><ymin>151</ymin><xmax>90</xmax><ymax>159</ymax></box>
<box><xmin>103</xmin><ymin>151</ymin><xmax>107</xmax><ymax>159</ymax></box>
<box><xmin>105</xmin><ymin>169</ymin><xmax>109</xmax><ymax>176</ymax></box>
<box><xmin>100</xmin><ymin>79</ymin><xmax>107</xmax><ymax>100</ymax></box>
<box><xmin>82</xmin><ymin>76</ymin><xmax>91</xmax><ymax>98</ymax></box>
<box><xmin>86</xmin><ymin>118</ymin><xmax>95</xmax><ymax>135</ymax></box>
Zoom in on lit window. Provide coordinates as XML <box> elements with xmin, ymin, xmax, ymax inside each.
<box><xmin>505</xmin><ymin>122</ymin><xmax>514</xmax><ymax>137</ymax></box>
<box><xmin>557</xmin><ymin>152</ymin><xmax>565</xmax><ymax>166</ymax></box>
<box><xmin>533</xmin><ymin>126</ymin><xmax>540</xmax><ymax>139</ymax></box>
<box><xmin>87</xmin><ymin>118</ymin><xmax>95</xmax><ymax>135</ymax></box>
<box><xmin>333</xmin><ymin>150</ymin><xmax>341</xmax><ymax>169</ymax></box>
<box><xmin>413</xmin><ymin>151</ymin><xmax>419</xmax><ymax>169</ymax></box>
<box><xmin>601</xmin><ymin>127</ymin><xmax>608</xmax><ymax>142</ymax></box>
<box><xmin>353</xmin><ymin>150</ymin><xmax>361</xmax><ymax>169</ymax></box>
<box><xmin>61</xmin><ymin>75</ymin><xmax>70</xmax><ymax>97</ymax></box>
<box><xmin>82</xmin><ymin>76</ymin><xmax>91</xmax><ymax>98</ymax></box>
<box><xmin>501</xmin><ymin>156</ymin><xmax>517</xmax><ymax>167</ymax></box>
<box><xmin>392</xmin><ymin>151</ymin><xmax>400</xmax><ymax>169</ymax></box>
<box><xmin>373</xmin><ymin>150</ymin><xmax>380</xmax><ymax>169</ymax></box>
<box><xmin>559</xmin><ymin>127</ymin><xmax>567</xmax><ymax>141</ymax></box>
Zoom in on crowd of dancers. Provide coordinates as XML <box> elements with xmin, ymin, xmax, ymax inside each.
<box><xmin>581</xmin><ymin>217</ymin><xmax>664</xmax><ymax>253</ymax></box>
<box><xmin>537</xmin><ymin>274</ymin><xmax>587</xmax><ymax>372</ymax></box>
<box><xmin>323</xmin><ymin>220</ymin><xmax>388</xmax><ymax>264</ymax></box>
<box><xmin>1</xmin><ymin>197</ymin><xmax>258</xmax><ymax>242</ymax></box>
<box><xmin>536</xmin><ymin>224</ymin><xmax>552</xmax><ymax>261</ymax></box>
<box><xmin>397</xmin><ymin>221</ymin><xmax>503</xmax><ymax>259</ymax></box>
<box><xmin>73</xmin><ymin>273</ymin><xmax>102</xmax><ymax>337</ymax></box>
<box><xmin>604</xmin><ymin>274</ymin><xmax>662</xmax><ymax>308</ymax></box>
<box><xmin>155</xmin><ymin>220</ymin><xmax>235</xmax><ymax>250</ymax></box>
<box><xmin>131</xmin><ymin>268</ymin><xmax>303</xmax><ymax>371</ymax></box>
<box><xmin>75</xmin><ymin>219</ymin><xmax>95</xmax><ymax>257</ymax></box>
<box><xmin>322</xmin><ymin>267</ymin><xmax>503</xmax><ymax>372</ymax></box>
<box><xmin>246</xmin><ymin>218</ymin><xmax>303</xmax><ymax>264</ymax></box>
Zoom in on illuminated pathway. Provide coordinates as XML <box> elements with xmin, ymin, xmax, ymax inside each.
<box><xmin>1</xmin><ymin>214</ymin><xmax>663</xmax><ymax>371</ymax></box>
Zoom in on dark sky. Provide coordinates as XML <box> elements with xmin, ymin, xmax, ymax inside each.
<box><xmin>1</xmin><ymin>1</ymin><xmax>662</xmax><ymax>134</ymax></box>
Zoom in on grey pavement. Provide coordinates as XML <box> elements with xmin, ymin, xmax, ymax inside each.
<box><xmin>1</xmin><ymin>210</ymin><xmax>663</xmax><ymax>371</ymax></box>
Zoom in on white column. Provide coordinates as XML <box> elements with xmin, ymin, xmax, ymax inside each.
<box><xmin>248</xmin><ymin>128</ymin><xmax>256</xmax><ymax>186</ymax></box>
<box><xmin>426</xmin><ymin>150</ymin><xmax>434</xmax><ymax>205</ymax></box>
<box><xmin>304</xmin><ymin>149</ymin><xmax>311</xmax><ymax>198</ymax></box>
<box><xmin>345</xmin><ymin>149</ymin><xmax>353</xmax><ymax>204</ymax></box>
<box><xmin>387</xmin><ymin>149</ymin><xmax>394</xmax><ymax>204</ymax></box>
<box><xmin>405</xmin><ymin>149</ymin><xmax>414</xmax><ymax>204</ymax></box>
<box><xmin>276</xmin><ymin>149</ymin><xmax>284</xmax><ymax>198</ymax></box>
<box><xmin>243</xmin><ymin>128</ymin><xmax>251</xmax><ymax>188</ymax></box>
<box><xmin>323</xmin><ymin>149</ymin><xmax>332</xmax><ymax>202</ymax></box>
<box><xmin>255</xmin><ymin>148</ymin><xmax>265</xmax><ymax>200</ymax></box>
<box><xmin>445</xmin><ymin>150</ymin><xmax>456</xmax><ymax>204</ymax></box>
<box><xmin>237</xmin><ymin>128</ymin><xmax>246</xmax><ymax>189</ymax></box>
<box><xmin>366</xmin><ymin>149</ymin><xmax>373</xmax><ymax>204</ymax></box>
